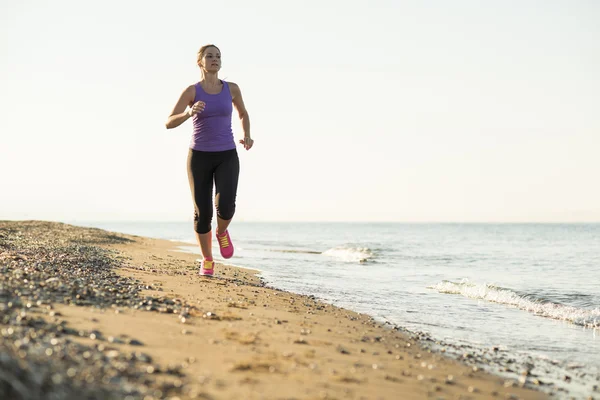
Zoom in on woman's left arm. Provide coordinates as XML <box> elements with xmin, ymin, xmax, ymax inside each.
<box><xmin>229</xmin><ymin>82</ymin><xmax>254</xmax><ymax>150</ymax></box>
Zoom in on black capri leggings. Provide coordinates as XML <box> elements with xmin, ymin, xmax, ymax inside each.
<box><xmin>187</xmin><ymin>148</ymin><xmax>240</xmax><ymax>234</ymax></box>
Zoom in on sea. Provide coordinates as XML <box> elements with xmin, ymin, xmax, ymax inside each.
<box><xmin>75</xmin><ymin>221</ymin><xmax>599</xmax><ymax>398</ymax></box>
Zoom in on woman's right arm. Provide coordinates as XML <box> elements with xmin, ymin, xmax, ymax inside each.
<box><xmin>165</xmin><ymin>85</ymin><xmax>199</xmax><ymax>129</ymax></box>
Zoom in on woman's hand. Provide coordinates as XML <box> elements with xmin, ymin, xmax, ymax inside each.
<box><xmin>188</xmin><ymin>101</ymin><xmax>206</xmax><ymax>117</ymax></box>
<box><xmin>239</xmin><ymin>137</ymin><xmax>254</xmax><ymax>150</ymax></box>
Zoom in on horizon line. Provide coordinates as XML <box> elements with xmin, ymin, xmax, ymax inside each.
<box><xmin>3</xmin><ymin>218</ymin><xmax>598</xmax><ymax>225</ymax></box>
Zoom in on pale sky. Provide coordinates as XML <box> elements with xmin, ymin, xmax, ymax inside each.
<box><xmin>1</xmin><ymin>0</ymin><xmax>599</xmax><ymax>222</ymax></box>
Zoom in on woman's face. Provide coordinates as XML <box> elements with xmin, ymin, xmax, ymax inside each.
<box><xmin>199</xmin><ymin>47</ymin><xmax>221</xmax><ymax>73</ymax></box>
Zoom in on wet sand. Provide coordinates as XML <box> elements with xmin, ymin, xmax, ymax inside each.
<box><xmin>0</xmin><ymin>221</ymin><xmax>549</xmax><ymax>399</ymax></box>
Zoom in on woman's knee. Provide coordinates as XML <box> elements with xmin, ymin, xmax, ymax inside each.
<box><xmin>216</xmin><ymin>202</ymin><xmax>236</xmax><ymax>221</ymax></box>
<box><xmin>193</xmin><ymin>210</ymin><xmax>212</xmax><ymax>234</ymax></box>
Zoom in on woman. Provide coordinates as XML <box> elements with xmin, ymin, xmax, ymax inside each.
<box><xmin>165</xmin><ymin>44</ymin><xmax>253</xmax><ymax>276</ymax></box>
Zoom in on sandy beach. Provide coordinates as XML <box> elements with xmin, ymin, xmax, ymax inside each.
<box><xmin>0</xmin><ymin>221</ymin><xmax>549</xmax><ymax>400</ymax></box>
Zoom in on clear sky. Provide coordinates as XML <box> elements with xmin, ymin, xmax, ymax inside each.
<box><xmin>1</xmin><ymin>0</ymin><xmax>599</xmax><ymax>222</ymax></box>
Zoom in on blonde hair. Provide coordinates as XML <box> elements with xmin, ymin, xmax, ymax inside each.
<box><xmin>197</xmin><ymin>44</ymin><xmax>221</xmax><ymax>76</ymax></box>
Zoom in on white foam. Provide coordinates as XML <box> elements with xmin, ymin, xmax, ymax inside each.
<box><xmin>428</xmin><ymin>280</ymin><xmax>600</xmax><ymax>329</ymax></box>
<box><xmin>322</xmin><ymin>247</ymin><xmax>374</xmax><ymax>263</ymax></box>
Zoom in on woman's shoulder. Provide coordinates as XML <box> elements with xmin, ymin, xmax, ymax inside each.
<box><xmin>181</xmin><ymin>84</ymin><xmax>197</xmax><ymax>105</ymax></box>
<box><xmin>225</xmin><ymin>81</ymin><xmax>241</xmax><ymax>96</ymax></box>
<box><xmin>184</xmin><ymin>83</ymin><xmax>198</xmax><ymax>94</ymax></box>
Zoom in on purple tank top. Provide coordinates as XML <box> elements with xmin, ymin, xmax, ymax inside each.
<box><xmin>189</xmin><ymin>81</ymin><xmax>236</xmax><ymax>152</ymax></box>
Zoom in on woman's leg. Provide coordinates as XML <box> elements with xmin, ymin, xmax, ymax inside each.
<box><xmin>214</xmin><ymin>149</ymin><xmax>240</xmax><ymax>234</ymax></box>
<box><xmin>215</xmin><ymin>196</ymin><xmax>232</xmax><ymax>235</ymax></box>
<box><xmin>187</xmin><ymin>149</ymin><xmax>216</xmax><ymax>260</ymax></box>
<box><xmin>194</xmin><ymin>231</ymin><xmax>212</xmax><ymax>260</ymax></box>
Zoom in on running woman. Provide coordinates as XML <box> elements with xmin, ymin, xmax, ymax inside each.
<box><xmin>165</xmin><ymin>44</ymin><xmax>254</xmax><ymax>276</ymax></box>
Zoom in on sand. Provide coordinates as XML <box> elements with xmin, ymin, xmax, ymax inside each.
<box><xmin>1</xmin><ymin>222</ymin><xmax>549</xmax><ymax>399</ymax></box>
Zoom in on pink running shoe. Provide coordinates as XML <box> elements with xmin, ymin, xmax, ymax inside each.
<box><xmin>199</xmin><ymin>258</ymin><xmax>214</xmax><ymax>276</ymax></box>
<box><xmin>216</xmin><ymin>230</ymin><xmax>234</xmax><ymax>259</ymax></box>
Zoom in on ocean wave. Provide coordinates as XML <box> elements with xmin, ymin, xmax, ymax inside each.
<box><xmin>428</xmin><ymin>280</ymin><xmax>600</xmax><ymax>329</ymax></box>
<box><xmin>322</xmin><ymin>247</ymin><xmax>374</xmax><ymax>263</ymax></box>
<box><xmin>267</xmin><ymin>249</ymin><xmax>322</xmax><ymax>255</ymax></box>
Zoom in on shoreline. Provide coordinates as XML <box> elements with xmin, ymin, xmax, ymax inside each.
<box><xmin>0</xmin><ymin>221</ymin><xmax>549</xmax><ymax>399</ymax></box>
<box><xmin>170</xmin><ymin>235</ymin><xmax>595</xmax><ymax>399</ymax></box>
